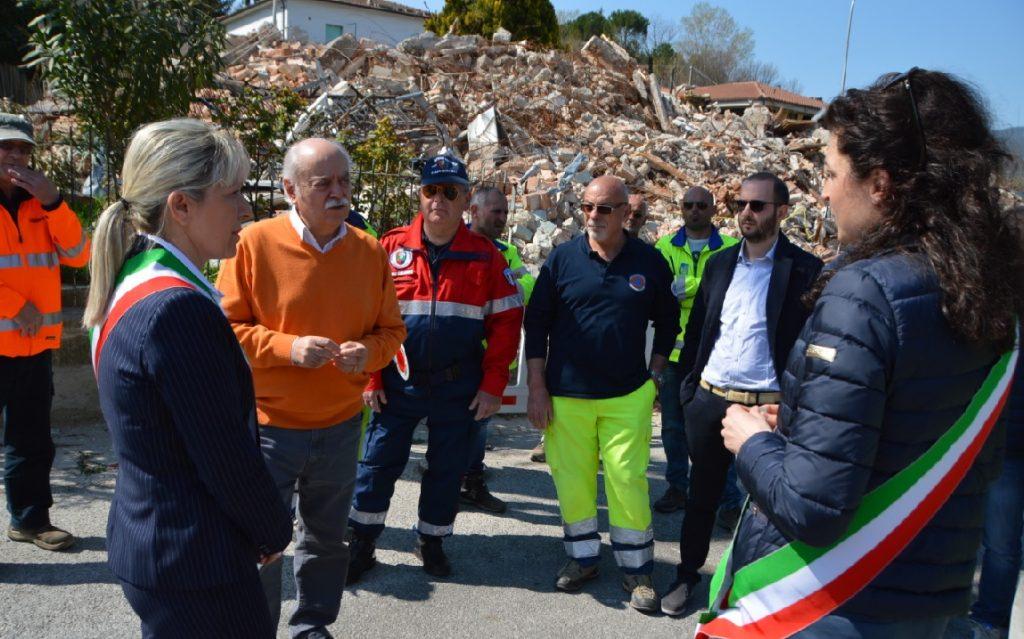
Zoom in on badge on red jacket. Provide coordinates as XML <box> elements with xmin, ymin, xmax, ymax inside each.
<box><xmin>389</xmin><ymin>248</ymin><xmax>413</xmax><ymax>270</ymax></box>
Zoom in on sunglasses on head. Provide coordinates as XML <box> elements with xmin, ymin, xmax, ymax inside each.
<box><xmin>580</xmin><ymin>201</ymin><xmax>626</xmax><ymax>215</ymax></box>
<box><xmin>421</xmin><ymin>184</ymin><xmax>462</xmax><ymax>201</ymax></box>
<box><xmin>682</xmin><ymin>201</ymin><xmax>709</xmax><ymax>211</ymax></box>
<box><xmin>882</xmin><ymin>67</ymin><xmax>928</xmax><ymax>169</ymax></box>
<box><xmin>733</xmin><ymin>199</ymin><xmax>778</xmax><ymax>213</ymax></box>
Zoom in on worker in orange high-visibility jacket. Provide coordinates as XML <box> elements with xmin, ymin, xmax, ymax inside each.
<box><xmin>0</xmin><ymin>113</ymin><xmax>90</xmax><ymax>552</ymax></box>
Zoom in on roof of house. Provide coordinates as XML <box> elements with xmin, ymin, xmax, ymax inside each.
<box><xmin>226</xmin><ymin>0</ymin><xmax>431</xmax><ymax>22</ymax></box>
<box><xmin>687</xmin><ymin>81</ymin><xmax>826</xmax><ymax>111</ymax></box>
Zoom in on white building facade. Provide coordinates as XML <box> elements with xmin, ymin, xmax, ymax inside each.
<box><xmin>224</xmin><ymin>0</ymin><xmax>429</xmax><ymax>46</ymax></box>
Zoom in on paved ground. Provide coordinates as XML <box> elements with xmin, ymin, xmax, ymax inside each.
<box><xmin>2</xmin><ymin>409</ymin><xmax>1021</xmax><ymax>638</ymax></box>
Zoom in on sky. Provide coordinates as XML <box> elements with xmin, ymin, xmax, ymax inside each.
<box><xmin>419</xmin><ymin>0</ymin><xmax>1024</xmax><ymax>130</ymax></box>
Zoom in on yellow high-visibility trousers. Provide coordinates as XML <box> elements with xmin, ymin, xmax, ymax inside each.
<box><xmin>546</xmin><ymin>380</ymin><xmax>656</xmax><ymax>574</ymax></box>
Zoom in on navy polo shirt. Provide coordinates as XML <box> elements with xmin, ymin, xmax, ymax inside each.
<box><xmin>525</xmin><ymin>233</ymin><xmax>680</xmax><ymax>399</ymax></box>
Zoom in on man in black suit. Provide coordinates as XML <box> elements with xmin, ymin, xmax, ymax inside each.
<box><xmin>660</xmin><ymin>172</ymin><xmax>823</xmax><ymax>616</ymax></box>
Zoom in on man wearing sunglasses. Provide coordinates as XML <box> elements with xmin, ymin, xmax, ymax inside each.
<box><xmin>348</xmin><ymin>154</ymin><xmax>524</xmax><ymax>582</ymax></box>
<box><xmin>651</xmin><ymin>187</ymin><xmax>738</xmax><ymax>516</ymax></box>
<box><xmin>623</xmin><ymin>194</ymin><xmax>649</xmax><ymax>241</ymax></box>
<box><xmin>525</xmin><ymin>175</ymin><xmax>679</xmax><ymax>613</ymax></box>
<box><xmin>660</xmin><ymin>172</ymin><xmax>822</xmax><ymax>616</ymax></box>
<box><xmin>459</xmin><ymin>186</ymin><xmax>535</xmax><ymax>515</ymax></box>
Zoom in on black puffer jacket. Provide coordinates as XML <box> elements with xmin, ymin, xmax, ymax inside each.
<box><xmin>733</xmin><ymin>251</ymin><xmax>1007</xmax><ymax>622</ymax></box>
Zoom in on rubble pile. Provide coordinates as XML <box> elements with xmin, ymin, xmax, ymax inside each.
<box><xmin>221</xmin><ymin>26</ymin><xmax>841</xmax><ymax>263</ymax></box>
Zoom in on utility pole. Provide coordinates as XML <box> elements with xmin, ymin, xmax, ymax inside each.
<box><xmin>840</xmin><ymin>0</ymin><xmax>856</xmax><ymax>93</ymax></box>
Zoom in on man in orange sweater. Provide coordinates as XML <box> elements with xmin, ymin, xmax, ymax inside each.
<box><xmin>1</xmin><ymin>114</ymin><xmax>89</xmax><ymax>552</ymax></box>
<box><xmin>216</xmin><ymin>137</ymin><xmax>405</xmax><ymax>639</ymax></box>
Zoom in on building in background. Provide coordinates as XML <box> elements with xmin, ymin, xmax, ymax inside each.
<box><xmin>223</xmin><ymin>0</ymin><xmax>430</xmax><ymax>45</ymax></box>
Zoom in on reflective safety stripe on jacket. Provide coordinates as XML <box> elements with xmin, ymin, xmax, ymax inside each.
<box><xmin>654</xmin><ymin>226</ymin><xmax>738</xmax><ymax>362</ymax></box>
<box><xmin>366</xmin><ymin>213</ymin><xmax>524</xmax><ymax>397</ymax></box>
<box><xmin>0</xmin><ymin>196</ymin><xmax>90</xmax><ymax>357</ymax></box>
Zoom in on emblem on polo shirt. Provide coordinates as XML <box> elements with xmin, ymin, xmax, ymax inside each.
<box><xmin>389</xmin><ymin>248</ymin><xmax>413</xmax><ymax>269</ymax></box>
<box><xmin>628</xmin><ymin>274</ymin><xmax>646</xmax><ymax>292</ymax></box>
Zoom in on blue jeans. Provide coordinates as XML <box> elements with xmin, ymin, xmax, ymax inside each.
<box><xmin>971</xmin><ymin>454</ymin><xmax>1024</xmax><ymax>629</ymax></box>
<box><xmin>467</xmin><ymin>418</ymin><xmax>488</xmax><ymax>476</ymax></box>
<box><xmin>258</xmin><ymin>414</ymin><xmax>362</xmax><ymax>638</ymax></box>
<box><xmin>660</xmin><ymin>362</ymin><xmax>689</xmax><ymax>492</ymax></box>
<box><xmin>791</xmin><ymin>614</ymin><xmax>950</xmax><ymax>638</ymax></box>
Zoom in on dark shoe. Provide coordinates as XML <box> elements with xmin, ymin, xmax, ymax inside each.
<box><xmin>623</xmin><ymin>574</ymin><xmax>659</xmax><ymax>613</ymax></box>
<box><xmin>660</xmin><ymin>578</ymin><xmax>696</xmax><ymax>617</ymax></box>
<box><xmin>460</xmin><ymin>475</ymin><xmax>507</xmax><ymax>513</ymax></box>
<box><xmin>716</xmin><ymin>506</ymin><xmax>741</xmax><ymax>532</ymax></box>
<box><xmin>346</xmin><ymin>536</ymin><xmax>376</xmax><ymax>585</ymax></box>
<box><xmin>555</xmin><ymin>559</ymin><xmax>599</xmax><ymax>591</ymax></box>
<box><xmin>415</xmin><ymin>536</ymin><xmax>451</xmax><ymax>577</ymax></box>
<box><xmin>296</xmin><ymin>630</ymin><xmax>334</xmax><ymax>639</ymax></box>
<box><xmin>530</xmin><ymin>441</ymin><xmax>546</xmax><ymax>463</ymax></box>
<box><xmin>8</xmin><ymin>524</ymin><xmax>75</xmax><ymax>551</ymax></box>
<box><xmin>653</xmin><ymin>486</ymin><xmax>687</xmax><ymax>514</ymax></box>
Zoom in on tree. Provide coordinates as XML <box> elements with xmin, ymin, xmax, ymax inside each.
<box><xmin>606</xmin><ymin>10</ymin><xmax>648</xmax><ymax>59</ymax></box>
<box><xmin>207</xmin><ymin>85</ymin><xmax>307</xmax><ymax>219</ymax></box>
<box><xmin>21</xmin><ymin>0</ymin><xmax>225</xmax><ymax>190</ymax></box>
<box><xmin>677</xmin><ymin>2</ymin><xmax>754</xmax><ymax>85</ymax></box>
<box><xmin>426</xmin><ymin>0</ymin><xmax>559</xmax><ymax>47</ymax></box>
<box><xmin>0</xmin><ymin>0</ymin><xmax>40</xmax><ymax>65</ymax></box>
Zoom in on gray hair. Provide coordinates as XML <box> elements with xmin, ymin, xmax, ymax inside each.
<box><xmin>281</xmin><ymin>138</ymin><xmax>352</xmax><ymax>184</ymax></box>
<box><xmin>84</xmin><ymin>118</ymin><xmax>249</xmax><ymax>328</ymax></box>
<box><xmin>470</xmin><ymin>186</ymin><xmax>505</xmax><ymax>209</ymax></box>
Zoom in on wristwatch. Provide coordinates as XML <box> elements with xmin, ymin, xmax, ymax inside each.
<box><xmin>649</xmin><ymin>369</ymin><xmax>664</xmax><ymax>387</ymax></box>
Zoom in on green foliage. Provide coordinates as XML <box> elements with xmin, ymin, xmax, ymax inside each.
<box><xmin>341</xmin><ymin>117</ymin><xmax>416</xmax><ymax>234</ymax></box>
<box><xmin>606</xmin><ymin>10</ymin><xmax>648</xmax><ymax>58</ymax></box>
<box><xmin>21</xmin><ymin>0</ymin><xmax>225</xmax><ymax>188</ymax></box>
<box><xmin>207</xmin><ymin>85</ymin><xmax>307</xmax><ymax>219</ymax></box>
<box><xmin>426</xmin><ymin>0</ymin><xmax>559</xmax><ymax>47</ymax></box>
<box><xmin>0</xmin><ymin>0</ymin><xmax>40</xmax><ymax>65</ymax></box>
<box><xmin>560</xmin><ymin>10</ymin><xmax>607</xmax><ymax>45</ymax></box>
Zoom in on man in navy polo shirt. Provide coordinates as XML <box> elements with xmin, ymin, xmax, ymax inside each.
<box><xmin>524</xmin><ymin>175</ymin><xmax>679</xmax><ymax>614</ymax></box>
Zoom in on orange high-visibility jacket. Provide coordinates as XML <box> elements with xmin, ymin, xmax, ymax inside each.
<box><xmin>0</xmin><ymin>195</ymin><xmax>90</xmax><ymax>356</ymax></box>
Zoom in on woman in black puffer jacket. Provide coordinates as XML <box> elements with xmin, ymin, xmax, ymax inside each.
<box><xmin>718</xmin><ymin>70</ymin><xmax>1024</xmax><ymax>639</ymax></box>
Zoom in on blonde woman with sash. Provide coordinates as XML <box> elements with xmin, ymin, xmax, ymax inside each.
<box><xmin>84</xmin><ymin>119</ymin><xmax>291</xmax><ymax>638</ymax></box>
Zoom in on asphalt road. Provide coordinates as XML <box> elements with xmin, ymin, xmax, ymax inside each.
<box><xmin>1</xmin><ymin>414</ymin><xmax>1019</xmax><ymax>638</ymax></box>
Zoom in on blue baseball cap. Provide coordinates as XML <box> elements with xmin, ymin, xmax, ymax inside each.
<box><xmin>420</xmin><ymin>154</ymin><xmax>469</xmax><ymax>186</ymax></box>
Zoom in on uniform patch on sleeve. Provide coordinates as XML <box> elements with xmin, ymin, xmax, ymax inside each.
<box><xmin>504</xmin><ymin>268</ymin><xmax>517</xmax><ymax>286</ymax></box>
<box><xmin>806</xmin><ymin>343</ymin><xmax>837</xmax><ymax>362</ymax></box>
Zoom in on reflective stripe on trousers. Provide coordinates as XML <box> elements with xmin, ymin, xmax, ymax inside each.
<box><xmin>349</xmin><ymin>507</ymin><xmax>387</xmax><ymax>526</ymax></box>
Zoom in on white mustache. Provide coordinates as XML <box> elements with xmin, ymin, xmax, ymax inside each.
<box><xmin>326</xmin><ymin>198</ymin><xmax>350</xmax><ymax>209</ymax></box>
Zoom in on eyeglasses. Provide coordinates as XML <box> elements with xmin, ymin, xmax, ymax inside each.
<box><xmin>733</xmin><ymin>199</ymin><xmax>778</xmax><ymax>213</ymax></box>
<box><xmin>581</xmin><ymin>201</ymin><xmax>626</xmax><ymax>215</ymax></box>
<box><xmin>883</xmin><ymin>67</ymin><xmax>927</xmax><ymax>169</ymax></box>
<box><xmin>682</xmin><ymin>201</ymin><xmax>709</xmax><ymax>211</ymax></box>
<box><xmin>421</xmin><ymin>184</ymin><xmax>462</xmax><ymax>201</ymax></box>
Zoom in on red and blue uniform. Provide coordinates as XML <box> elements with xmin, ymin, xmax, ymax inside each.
<box><xmin>351</xmin><ymin>213</ymin><xmax>523</xmax><ymax>539</ymax></box>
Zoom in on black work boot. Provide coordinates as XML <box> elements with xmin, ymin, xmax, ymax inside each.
<box><xmin>346</xmin><ymin>535</ymin><xmax>376</xmax><ymax>585</ymax></box>
<box><xmin>460</xmin><ymin>473</ymin><xmax>507</xmax><ymax>513</ymax></box>
<box><xmin>415</xmin><ymin>535</ymin><xmax>451</xmax><ymax>577</ymax></box>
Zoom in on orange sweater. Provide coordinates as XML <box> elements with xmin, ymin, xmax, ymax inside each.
<box><xmin>216</xmin><ymin>214</ymin><xmax>406</xmax><ymax>429</ymax></box>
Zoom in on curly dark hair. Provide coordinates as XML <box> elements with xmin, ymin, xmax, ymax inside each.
<box><xmin>811</xmin><ymin>68</ymin><xmax>1023</xmax><ymax>350</ymax></box>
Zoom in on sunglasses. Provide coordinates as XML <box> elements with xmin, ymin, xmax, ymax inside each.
<box><xmin>733</xmin><ymin>199</ymin><xmax>778</xmax><ymax>213</ymax></box>
<box><xmin>421</xmin><ymin>184</ymin><xmax>463</xmax><ymax>201</ymax></box>
<box><xmin>682</xmin><ymin>201</ymin><xmax>709</xmax><ymax>211</ymax></box>
<box><xmin>581</xmin><ymin>201</ymin><xmax>626</xmax><ymax>215</ymax></box>
<box><xmin>882</xmin><ymin>68</ymin><xmax>927</xmax><ymax>169</ymax></box>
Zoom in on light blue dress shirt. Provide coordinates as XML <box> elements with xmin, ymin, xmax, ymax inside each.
<box><xmin>701</xmin><ymin>238</ymin><xmax>780</xmax><ymax>392</ymax></box>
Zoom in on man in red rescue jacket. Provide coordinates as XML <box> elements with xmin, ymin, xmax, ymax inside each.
<box><xmin>347</xmin><ymin>154</ymin><xmax>523</xmax><ymax>581</ymax></box>
<box><xmin>0</xmin><ymin>113</ymin><xmax>90</xmax><ymax>552</ymax></box>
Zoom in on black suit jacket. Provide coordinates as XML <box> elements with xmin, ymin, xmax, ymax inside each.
<box><xmin>97</xmin><ymin>287</ymin><xmax>292</xmax><ymax>591</ymax></box>
<box><xmin>678</xmin><ymin>233</ymin><xmax>823</xmax><ymax>404</ymax></box>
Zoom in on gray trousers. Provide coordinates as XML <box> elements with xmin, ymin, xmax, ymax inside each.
<box><xmin>259</xmin><ymin>414</ymin><xmax>361</xmax><ymax>638</ymax></box>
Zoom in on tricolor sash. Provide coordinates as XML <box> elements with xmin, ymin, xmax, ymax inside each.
<box><xmin>90</xmin><ymin>243</ymin><xmax>220</xmax><ymax>372</ymax></box>
<box><xmin>696</xmin><ymin>342</ymin><xmax>1019</xmax><ymax>639</ymax></box>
